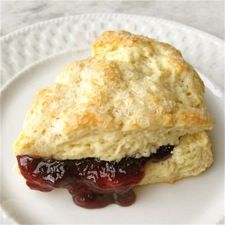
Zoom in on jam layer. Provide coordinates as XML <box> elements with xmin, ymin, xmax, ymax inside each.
<box><xmin>17</xmin><ymin>145</ymin><xmax>174</xmax><ymax>208</ymax></box>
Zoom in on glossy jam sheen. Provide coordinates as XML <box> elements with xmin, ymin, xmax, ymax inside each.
<box><xmin>17</xmin><ymin>145</ymin><xmax>173</xmax><ymax>208</ymax></box>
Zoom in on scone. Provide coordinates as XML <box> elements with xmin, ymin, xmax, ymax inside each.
<box><xmin>14</xmin><ymin>31</ymin><xmax>213</xmax><ymax>208</ymax></box>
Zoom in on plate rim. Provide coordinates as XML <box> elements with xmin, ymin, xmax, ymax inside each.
<box><xmin>1</xmin><ymin>13</ymin><xmax>224</xmax><ymax>44</ymax></box>
<box><xmin>1</xmin><ymin>13</ymin><xmax>224</xmax><ymax>93</ymax></box>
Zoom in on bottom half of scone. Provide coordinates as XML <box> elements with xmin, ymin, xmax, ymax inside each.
<box><xmin>16</xmin><ymin>131</ymin><xmax>213</xmax><ymax>208</ymax></box>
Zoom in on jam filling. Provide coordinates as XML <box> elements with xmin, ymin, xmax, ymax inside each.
<box><xmin>17</xmin><ymin>145</ymin><xmax>174</xmax><ymax>208</ymax></box>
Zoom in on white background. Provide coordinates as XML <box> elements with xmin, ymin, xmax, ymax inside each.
<box><xmin>1</xmin><ymin>0</ymin><xmax>224</xmax><ymax>40</ymax></box>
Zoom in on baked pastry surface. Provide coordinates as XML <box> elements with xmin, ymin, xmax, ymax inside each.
<box><xmin>14</xmin><ymin>31</ymin><xmax>214</xmax><ymax>209</ymax></box>
<box><xmin>14</xmin><ymin>31</ymin><xmax>213</xmax><ymax>162</ymax></box>
<box><xmin>140</xmin><ymin>131</ymin><xmax>213</xmax><ymax>185</ymax></box>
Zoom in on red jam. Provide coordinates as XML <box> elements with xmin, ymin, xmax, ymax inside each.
<box><xmin>17</xmin><ymin>145</ymin><xmax>173</xmax><ymax>208</ymax></box>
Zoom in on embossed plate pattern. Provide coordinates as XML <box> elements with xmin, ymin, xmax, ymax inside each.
<box><xmin>1</xmin><ymin>14</ymin><xmax>224</xmax><ymax>224</ymax></box>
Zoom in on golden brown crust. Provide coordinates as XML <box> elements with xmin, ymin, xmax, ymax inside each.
<box><xmin>92</xmin><ymin>30</ymin><xmax>183</xmax><ymax>58</ymax></box>
<box><xmin>14</xmin><ymin>31</ymin><xmax>213</xmax><ymax>161</ymax></box>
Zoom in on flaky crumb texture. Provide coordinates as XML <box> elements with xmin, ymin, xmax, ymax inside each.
<box><xmin>14</xmin><ymin>31</ymin><xmax>213</xmax><ymax>161</ymax></box>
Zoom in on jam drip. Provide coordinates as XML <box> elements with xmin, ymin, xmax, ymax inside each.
<box><xmin>17</xmin><ymin>145</ymin><xmax>174</xmax><ymax>208</ymax></box>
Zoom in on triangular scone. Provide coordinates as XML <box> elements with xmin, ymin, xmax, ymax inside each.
<box><xmin>14</xmin><ymin>31</ymin><xmax>213</xmax><ymax>161</ymax></box>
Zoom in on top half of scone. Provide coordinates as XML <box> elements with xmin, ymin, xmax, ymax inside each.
<box><xmin>14</xmin><ymin>31</ymin><xmax>213</xmax><ymax>161</ymax></box>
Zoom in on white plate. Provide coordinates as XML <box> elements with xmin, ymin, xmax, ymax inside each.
<box><xmin>1</xmin><ymin>14</ymin><xmax>224</xmax><ymax>224</ymax></box>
